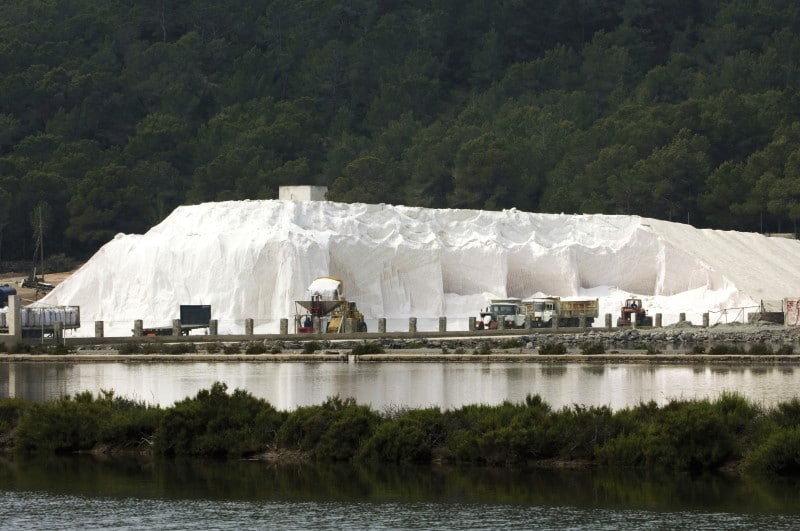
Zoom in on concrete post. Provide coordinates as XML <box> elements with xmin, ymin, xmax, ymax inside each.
<box><xmin>605</xmin><ymin>313</ymin><xmax>612</xmax><ymax>328</ymax></box>
<box><xmin>378</xmin><ymin>318</ymin><xmax>386</xmax><ymax>333</ymax></box>
<box><xmin>209</xmin><ymin>320</ymin><xmax>218</xmax><ymax>335</ymax></box>
<box><xmin>679</xmin><ymin>312</ymin><xmax>686</xmax><ymax>323</ymax></box>
<box><xmin>313</xmin><ymin>316</ymin><xmax>322</xmax><ymax>334</ymax></box>
<box><xmin>439</xmin><ymin>317</ymin><xmax>447</xmax><ymax>332</ymax></box>
<box><xmin>497</xmin><ymin>317</ymin><xmax>506</xmax><ymax>330</ymax></box>
<box><xmin>655</xmin><ymin>313</ymin><xmax>662</xmax><ymax>328</ymax></box>
<box><xmin>133</xmin><ymin>320</ymin><xmax>143</xmax><ymax>337</ymax></box>
<box><xmin>54</xmin><ymin>321</ymin><xmax>63</xmax><ymax>343</ymax></box>
<box><xmin>409</xmin><ymin>317</ymin><xmax>417</xmax><ymax>333</ymax></box>
<box><xmin>702</xmin><ymin>313</ymin><xmax>709</xmax><ymax>327</ymax></box>
<box><xmin>552</xmin><ymin>316</ymin><xmax>559</xmax><ymax>330</ymax></box>
<box><xmin>345</xmin><ymin>318</ymin><xmax>355</xmax><ymax>334</ymax></box>
<box><xmin>245</xmin><ymin>318</ymin><xmax>254</xmax><ymax>335</ymax></box>
<box><xmin>579</xmin><ymin>316</ymin><xmax>587</xmax><ymax>328</ymax></box>
<box><xmin>468</xmin><ymin>316</ymin><xmax>476</xmax><ymax>331</ymax></box>
<box><xmin>7</xmin><ymin>296</ymin><xmax>21</xmax><ymax>343</ymax></box>
<box><xmin>279</xmin><ymin>318</ymin><xmax>288</xmax><ymax>335</ymax></box>
<box><xmin>94</xmin><ymin>321</ymin><xmax>104</xmax><ymax>338</ymax></box>
<box><xmin>525</xmin><ymin>314</ymin><xmax>532</xmax><ymax>330</ymax></box>
<box><xmin>172</xmin><ymin>319</ymin><xmax>181</xmax><ymax>336</ymax></box>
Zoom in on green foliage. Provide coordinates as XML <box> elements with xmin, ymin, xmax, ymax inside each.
<box><xmin>14</xmin><ymin>390</ymin><xmax>162</xmax><ymax>453</ymax></box>
<box><xmin>302</xmin><ymin>341</ymin><xmax>321</xmax><ymax>354</ymax></box>
<box><xmin>0</xmin><ymin>398</ymin><xmax>26</xmax><ymax>433</ymax></box>
<box><xmin>205</xmin><ymin>342</ymin><xmax>221</xmax><ymax>354</ymax></box>
<box><xmin>358</xmin><ymin>407</ymin><xmax>443</xmax><ymax>464</ymax></box>
<box><xmin>153</xmin><ymin>382</ymin><xmax>281</xmax><ymax>458</ymax></box>
<box><xmin>596</xmin><ymin>393</ymin><xmax>761</xmax><ymax>474</ymax></box>
<box><xmin>475</xmin><ymin>342</ymin><xmax>492</xmax><ymax>355</ymax></box>
<box><xmin>244</xmin><ymin>342</ymin><xmax>267</xmax><ymax>354</ymax></box>
<box><xmin>164</xmin><ymin>343</ymin><xmax>196</xmax><ymax>355</ymax></box>
<box><xmin>223</xmin><ymin>343</ymin><xmax>241</xmax><ymax>355</ymax></box>
<box><xmin>538</xmin><ymin>342</ymin><xmax>567</xmax><ymax>355</ymax></box>
<box><xmin>580</xmin><ymin>341</ymin><xmax>606</xmax><ymax>355</ymax></box>
<box><xmin>499</xmin><ymin>338</ymin><xmax>523</xmax><ymax>349</ymax></box>
<box><xmin>0</xmin><ymin>1</ymin><xmax>799</xmax><ymax>261</ymax></box>
<box><xmin>351</xmin><ymin>342</ymin><xmax>384</xmax><ymax>355</ymax></box>
<box><xmin>746</xmin><ymin>426</ymin><xmax>800</xmax><ymax>476</ymax></box>
<box><xmin>747</xmin><ymin>342</ymin><xmax>774</xmax><ymax>355</ymax></box>
<box><xmin>708</xmin><ymin>344</ymin><xmax>745</xmax><ymax>355</ymax></box>
<box><xmin>117</xmin><ymin>342</ymin><xmax>141</xmax><ymax>355</ymax></box>
<box><xmin>691</xmin><ymin>345</ymin><xmax>706</xmax><ymax>354</ymax></box>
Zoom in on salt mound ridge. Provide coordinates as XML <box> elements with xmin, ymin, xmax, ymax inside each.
<box><xmin>39</xmin><ymin>200</ymin><xmax>800</xmax><ymax>336</ymax></box>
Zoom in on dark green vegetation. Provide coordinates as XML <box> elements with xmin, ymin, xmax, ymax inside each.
<box><xmin>2</xmin><ymin>383</ymin><xmax>800</xmax><ymax>477</ymax></box>
<box><xmin>2</xmin><ymin>1</ymin><xmax>800</xmax><ymax>264</ymax></box>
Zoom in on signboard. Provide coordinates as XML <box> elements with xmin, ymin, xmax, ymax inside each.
<box><xmin>784</xmin><ymin>298</ymin><xmax>800</xmax><ymax>325</ymax></box>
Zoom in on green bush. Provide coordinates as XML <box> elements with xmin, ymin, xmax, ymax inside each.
<box><xmin>205</xmin><ymin>342</ymin><xmax>220</xmax><ymax>354</ymax></box>
<box><xmin>315</xmin><ymin>402</ymin><xmax>381</xmax><ymax>461</ymax></box>
<box><xmin>358</xmin><ymin>407</ymin><xmax>443</xmax><ymax>463</ymax></box>
<box><xmin>302</xmin><ymin>341</ymin><xmax>321</xmax><ymax>354</ymax></box>
<box><xmin>153</xmin><ymin>382</ymin><xmax>281</xmax><ymax>457</ymax></box>
<box><xmin>14</xmin><ymin>390</ymin><xmax>162</xmax><ymax>453</ymax></box>
<box><xmin>776</xmin><ymin>344</ymin><xmax>794</xmax><ymax>355</ymax></box>
<box><xmin>538</xmin><ymin>342</ymin><xmax>566</xmax><ymax>355</ymax></box>
<box><xmin>708</xmin><ymin>343</ymin><xmax>744</xmax><ymax>355</ymax></box>
<box><xmin>746</xmin><ymin>426</ymin><xmax>800</xmax><ymax>476</ymax></box>
<box><xmin>117</xmin><ymin>342</ymin><xmax>141</xmax><ymax>355</ymax></box>
<box><xmin>164</xmin><ymin>342</ymin><xmax>196</xmax><ymax>355</ymax></box>
<box><xmin>454</xmin><ymin>347</ymin><xmax>466</xmax><ymax>354</ymax></box>
<box><xmin>270</xmin><ymin>345</ymin><xmax>283</xmax><ymax>354</ymax></box>
<box><xmin>245</xmin><ymin>342</ymin><xmax>267</xmax><ymax>354</ymax></box>
<box><xmin>141</xmin><ymin>343</ymin><xmax>161</xmax><ymax>354</ymax></box>
<box><xmin>223</xmin><ymin>343</ymin><xmax>241</xmax><ymax>354</ymax></box>
<box><xmin>351</xmin><ymin>341</ymin><xmax>384</xmax><ymax>355</ymax></box>
<box><xmin>691</xmin><ymin>345</ymin><xmax>706</xmax><ymax>354</ymax></box>
<box><xmin>499</xmin><ymin>338</ymin><xmax>523</xmax><ymax>349</ymax></box>
<box><xmin>0</xmin><ymin>398</ymin><xmax>26</xmax><ymax>433</ymax></box>
<box><xmin>580</xmin><ymin>341</ymin><xmax>605</xmax><ymax>355</ymax></box>
<box><xmin>474</xmin><ymin>342</ymin><xmax>492</xmax><ymax>355</ymax></box>
<box><xmin>747</xmin><ymin>342</ymin><xmax>773</xmax><ymax>355</ymax></box>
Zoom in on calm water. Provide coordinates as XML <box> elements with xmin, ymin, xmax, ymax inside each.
<box><xmin>0</xmin><ymin>360</ymin><xmax>797</xmax><ymax>410</ymax></box>
<box><xmin>1</xmin><ymin>456</ymin><xmax>799</xmax><ymax>530</ymax></box>
<box><xmin>2</xmin><ymin>360</ymin><xmax>800</xmax><ymax>529</ymax></box>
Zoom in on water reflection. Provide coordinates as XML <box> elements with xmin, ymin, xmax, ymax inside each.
<box><xmin>1</xmin><ymin>361</ymin><xmax>800</xmax><ymax>411</ymax></box>
<box><xmin>1</xmin><ymin>454</ymin><xmax>800</xmax><ymax>514</ymax></box>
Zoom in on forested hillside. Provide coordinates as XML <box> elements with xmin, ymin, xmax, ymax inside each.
<box><xmin>2</xmin><ymin>0</ymin><xmax>800</xmax><ymax>264</ymax></box>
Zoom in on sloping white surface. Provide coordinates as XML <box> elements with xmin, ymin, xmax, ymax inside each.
<box><xmin>39</xmin><ymin>200</ymin><xmax>800</xmax><ymax>336</ymax></box>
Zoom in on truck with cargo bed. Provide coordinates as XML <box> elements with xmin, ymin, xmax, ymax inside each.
<box><xmin>476</xmin><ymin>296</ymin><xmax>598</xmax><ymax>329</ymax></box>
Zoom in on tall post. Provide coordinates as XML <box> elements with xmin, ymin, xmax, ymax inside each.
<box><xmin>95</xmin><ymin>320</ymin><xmax>104</xmax><ymax>338</ymax></box>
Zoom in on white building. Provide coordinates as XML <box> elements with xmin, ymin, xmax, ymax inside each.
<box><xmin>278</xmin><ymin>186</ymin><xmax>328</xmax><ymax>201</ymax></box>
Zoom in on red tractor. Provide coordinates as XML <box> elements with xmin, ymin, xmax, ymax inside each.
<box><xmin>617</xmin><ymin>298</ymin><xmax>653</xmax><ymax>327</ymax></box>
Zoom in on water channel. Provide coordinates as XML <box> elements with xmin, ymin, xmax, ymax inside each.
<box><xmin>0</xmin><ymin>360</ymin><xmax>798</xmax><ymax>410</ymax></box>
<box><xmin>1</xmin><ymin>359</ymin><xmax>800</xmax><ymax>529</ymax></box>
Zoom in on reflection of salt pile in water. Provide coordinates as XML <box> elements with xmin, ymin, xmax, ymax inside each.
<box><xmin>37</xmin><ymin>199</ymin><xmax>800</xmax><ymax>337</ymax></box>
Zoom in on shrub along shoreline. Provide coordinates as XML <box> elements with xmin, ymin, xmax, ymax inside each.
<box><xmin>1</xmin><ymin>382</ymin><xmax>798</xmax><ymax>478</ymax></box>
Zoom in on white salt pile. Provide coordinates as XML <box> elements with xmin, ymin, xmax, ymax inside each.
<box><xmin>38</xmin><ymin>200</ymin><xmax>800</xmax><ymax>337</ymax></box>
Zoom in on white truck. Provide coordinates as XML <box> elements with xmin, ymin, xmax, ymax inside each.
<box><xmin>476</xmin><ymin>297</ymin><xmax>598</xmax><ymax>329</ymax></box>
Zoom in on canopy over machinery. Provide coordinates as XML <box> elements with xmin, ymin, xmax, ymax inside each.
<box><xmin>294</xmin><ymin>276</ymin><xmax>367</xmax><ymax>333</ymax></box>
